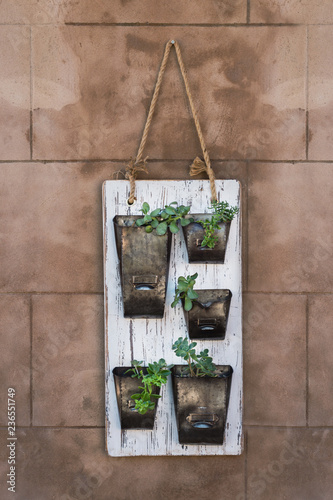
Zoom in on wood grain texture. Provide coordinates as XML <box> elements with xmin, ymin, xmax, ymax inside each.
<box><xmin>103</xmin><ymin>180</ymin><xmax>242</xmax><ymax>456</ymax></box>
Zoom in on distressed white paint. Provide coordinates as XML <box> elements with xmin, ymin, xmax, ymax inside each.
<box><xmin>103</xmin><ymin>180</ymin><xmax>242</xmax><ymax>456</ymax></box>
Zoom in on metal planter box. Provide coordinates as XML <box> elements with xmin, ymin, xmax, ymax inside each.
<box><xmin>171</xmin><ymin>365</ymin><xmax>233</xmax><ymax>445</ymax></box>
<box><xmin>113</xmin><ymin>367</ymin><xmax>161</xmax><ymax>430</ymax></box>
<box><xmin>184</xmin><ymin>289</ymin><xmax>232</xmax><ymax>340</ymax></box>
<box><xmin>182</xmin><ymin>215</ymin><xmax>231</xmax><ymax>263</ymax></box>
<box><xmin>113</xmin><ymin>215</ymin><xmax>172</xmax><ymax>318</ymax></box>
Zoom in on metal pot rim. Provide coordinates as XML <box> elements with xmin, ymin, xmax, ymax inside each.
<box><xmin>113</xmin><ymin>366</ymin><xmax>149</xmax><ymax>377</ymax></box>
<box><xmin>184</xmin><ymin>214</ymin><xmax>231</xmax><ymax>224</ymax></box>
<box><xmin>171</xmin><ymin>365</ymin><xmax>233</xmax><ymax>379</ymax></box>
<box><xmin>113</xmin><ymin>214</ymin><xmax>141</xmax><ymax>227</ymax></box>
<box><xmin>183</xmin><ymin>289</ymin><xmax>232</xmax><ymax>307</ymax></box>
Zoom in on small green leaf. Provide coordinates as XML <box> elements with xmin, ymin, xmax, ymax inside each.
<box><xmin>169</xmin><ymin>221</ymin><xmax>179</xmax><ymax>233</ymax></box>
<box><xmin>187</xmin><ymin>288</ymin><xmax>198</xmax><ymax>300</ymax></box>
<box><xmin>131</xmin><ymin>393</ymin><xmax>142</xmax><ymax>400</ymax></box>
<box><xmin>156</xmin><ymin>222</ymin><xmax>167</xmax><ymax>235</ymax></box>
<box><xmin>181</xmin><ymin>218</ymin><xmax>191</xmax><ymax>226</ymax></box>
<box><xmin>135</xmin><ymin>218</ymin><xmax>146</xmax><ymax>226</ymax></box>
<box><xmin>151</xmin><ymin>219</ymin><xmax>159</xmax><ymax>228</ymax></box>
<box><xmin>184</xmin><ymin>296</ymin><xmax>193</xmax><ymax>311</ymax></box>
<box><xmin>165</xmin><ymin>206</ymin><xmax>176</xmax><ymax>215</ymax></box>
<box><xmin>142</xmin><ymin>202</ymin><xmax>150</xmax><ymax>214</ymax></box>
<box><xmin>150</xmin><ymin>208</ymin><xmax>161</xmax><ymax>217</ymax></box>
<box><xmin>177</xmin><ymin>281</ymin><xmax>188</xmax><ymax>292</ymax></box>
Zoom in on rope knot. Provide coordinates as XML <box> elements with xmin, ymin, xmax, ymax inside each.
<box><xmin>189</xmin><ymin>156</ymin><xmax>207</xmax><ymax>176</ymax></box>
<box><xmin>125</xmin><ymin>157</ymin><xmax>149</xmax><ymax>180</ymax></box>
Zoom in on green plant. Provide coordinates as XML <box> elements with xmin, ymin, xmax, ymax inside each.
<box><xmin>136</xmin><ymin>202</ymin><xmax>193</xmax><ymax>235</ymax></box>
<box><xmin>126</xmin><ymin>359</ymin><xmax>173</xmax><ymax>414</ymax></box>
<box><xmin>171</xmin><ymin>273</ymin><xmax>198</xmax><ymax>311</ymax></box>
<box><xmin>172</xmin><ymin>337</ymin><xmax>217</xmax><ymax>377</ymax></box>
<box><xmin>197</xmin><ymin>200</ymin><xmax>239</xmax><ymax>249</ymax></box>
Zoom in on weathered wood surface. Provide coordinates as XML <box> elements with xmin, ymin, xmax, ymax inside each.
<box><xmin>103</xmin><ymin>180</ymin><xmax>242</xmax><ymax>456</ymax></box>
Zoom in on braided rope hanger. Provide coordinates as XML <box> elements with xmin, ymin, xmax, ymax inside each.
<box><xmin>126</xmin><ymin>39</ymin><xmax>217</xmax><ymax>204</ymax></box>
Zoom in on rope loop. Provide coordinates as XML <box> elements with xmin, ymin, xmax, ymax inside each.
<box><xmin>126</xmin><ymin>39</ymin><xmax>217</xmax><ymax>203</ymax></box>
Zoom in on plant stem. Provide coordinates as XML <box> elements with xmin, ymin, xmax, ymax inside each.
<box><xmin>187</xmin><ymin>355</ymin><xmax>195</xmax><ymax>377</ymax></box>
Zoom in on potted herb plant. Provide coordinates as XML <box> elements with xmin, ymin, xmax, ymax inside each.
<box><xmin>114</xmin><ymin>202</ymin><xmax>192</xmax><ymax>318</ymax></box>
<box><xmin>113</xmin><ymin>359</ymin><xmax>173</xmax><ymax>430</ymax></box>
<box><xmin>171</xmin><ymin>273</ymin><xmax>232</xmax><ymax>340</ymax></box>
<box><xmin>181</xmin><ymin>200</ymin><xmax>239</xmax><ymax>263</ymax></box>
<box><xmin>171</xmin><ymin>337</ymin><xmax>233</xmax><ymax>445</ymax></box>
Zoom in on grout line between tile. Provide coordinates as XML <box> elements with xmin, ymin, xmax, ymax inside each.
<box><xmin>244</xmin><ymin>428</ymin><xmax>248</xmax><ymax>500</ymax></box>
<box><xmin>0</xmin><ymin>291</ymin><xmax>104</xmax><ymax>295</ymax></box>
<box><xmin>243</xmin><ymin>424</ymin><xmax>333</xmax><ymax>429</ymax></box>
<box><xmin>0</xmin><ymin>291</ymin><xmax>331</xmax><ymax>296</ymax></box>
<box><xmin>243</xmin><ymin>291</ymin><xmax>333</xmax><ymax>295</ymax></box>
<box><xmin>3</xmin><ymin>424</ymin><xmax>333</xmax><ymax>430</ymax></box>
<box><xmin>305</xmin><ymin>110</ymin><xmax>309</xmax><ymax>159</ymax></box>
<box><xmin>246</xmin><ymin>159</ymin><xmax>333</xmax><ymax>164</ymax></box>
<box><xmin>0</xmin><ymin>159</ymin><xmax>332</xmax><ymax>164</ymax></box>
<box><xmin>306</xmin><ymin>295</ymin><xmax>309</xmax><ymax>426</ymax></box>
<box><xmin>246</xmin><ymin>0</ymin><xmax>251</xmax><ymax>24</ymax></box>
<box><xmin>0</xmin><ymin>158</ymin><xmax>245</xmax><ymax>164</ymax></box>
<box><xmin>306</xmin><ymin>26</ymin><xmax>309</xmax><ymax>160</ymax></box>
<box><xmin>30</xmin><ymin>295</ymin><xmax>33</xmax><ymax>426</ymax></box>
<box><xmin>2</xmin><ymin>21</ymin><xmax>333</xmax><ymax>27</ymax></box>
<box><xmin>64</xmin><ymin>22</ymin><xmax>304</xmax><ymax>27</ymax></box>
<box><xmin>245</xmin><ymin>160</ymin><xmax>249</xmax><ymax>292</ymax></box>
<box><xmin>0</xmin><ymin>426</ymin><xmax>106</xmax><ymax>430</ymax></box>
<box><xmin>30</xmin><ymin>26</ymin><xmax>33</xmax><ymax>161</ymax></box>
<box><xmin>0</xmin><ymin>158</ymin><xmax>333</xmax><ymax>168</ymax></box>
<box><xmin>0</xmin><ymin>290</ymin><xmax>331</xmax><ymax>297</ymax></box>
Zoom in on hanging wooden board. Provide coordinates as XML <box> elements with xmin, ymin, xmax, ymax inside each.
<box><xmin>103</xmin><ymin>180</ymin><xmax>242</xmax><ymax>456</ymax></box>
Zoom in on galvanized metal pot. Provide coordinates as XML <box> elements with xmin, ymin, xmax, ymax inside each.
<box><xmin>113</xmin><ymin>367</ymin><xmax>161</xmax><ymax>430</ymax></box>
<box><xmin>184</xmin><ymin>289</ymin><xmax>232</xmax><ymax>340</ymax></box>
<box><xmin>171</xmin><ymin>365</ymin><xmax>233</xmax><ymax>445</ymax></box>
<box><xmin>182</xmin><ymin>215</ymin><xmax>231</xmax><ymax>263</ymax></box>
<box><xmin>113</xmin><ymin>215</ymin><xmax>172</xmax><ymax>318</ymax></box>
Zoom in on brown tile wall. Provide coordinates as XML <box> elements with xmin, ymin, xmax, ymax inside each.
<box><xmin>0</xmin><ymin>1</ymin><xmax>332</xmax><ymax>498</ymax></box>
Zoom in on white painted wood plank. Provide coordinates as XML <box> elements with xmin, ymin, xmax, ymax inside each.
<box><xmin>103</xmin><ymin>180</ymin><xmax>242</xmax><ymax>456</ymax></box>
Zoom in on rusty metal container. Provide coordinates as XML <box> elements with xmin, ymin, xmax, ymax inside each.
<box><xmin>113</xmin><ymin>367</ymin><xmax>160</xmax><ymax>430</ymax></box>
<box><xmin>171</xmin><ymin>365</ymin><xmax>233</xmax><ymax>445</ymax></box>
<box><xmin>182</xmin><ymin>215</ymin><xmax>231</xmax><ymax>263</ymax></box>
<box><xmin>184</xmin><ymin>289</ymin><xmax>232</xmax><ymax>340</ymax></box>
<box><xmin>113</xmin><ymin>215</ymin><xmax>172</xmax><ymax>318</ymax></box>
